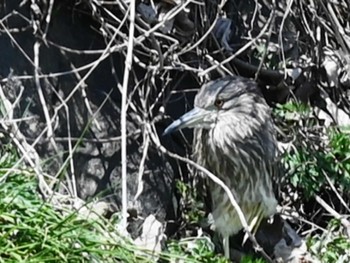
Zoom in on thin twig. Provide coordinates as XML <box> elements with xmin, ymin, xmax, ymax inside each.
<box><xmin>134</xmin><ymin>133</ymin><xmax>150</xmax><ymax>201</ymax></box>
<box><xmin>0</xmin><ymin>85</ymin><xmax>53</xmax><ymax>198</ymax></box>
<box><xmin>43</xmin><ymin>0</ymin><xmax>55</xmax><ymax>40</ymax></box>
<box><xmin>279</xmin><ymin>0</ymin><xmax>294</xmax><ymax>78</ymax></box>
<box><xmin>315</xmin><ymin>195</ymin><xmax>350</xmax><ymax>238</ymax></box>
<box><xmin>120</xmin><ymin>0</ymin><xmax>136</xmax><ymax>231</ymax></box>
<box><xmin>255</xmin><ymin>0</ymin><xmax>276</xmax><ymax>81</ymax></box>
<box><xmin>179</xmin><ymin>0</ymin><xmax>227</xmax><ymax>55</ymax></box>
<box><xmin>199</xmin><ymin>8</ymin><xmax>275</xmax><ymax>77</ymax></box>
<box><xmin>322</xmin><ymin>170</ymin><xmax>350</xmax><ymax>213</ymax></box>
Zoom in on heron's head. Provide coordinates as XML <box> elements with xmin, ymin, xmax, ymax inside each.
<box><xmin>163</xmin><ymin>76</ymin><xmax>269</xmax><ymax>135</ymax></box>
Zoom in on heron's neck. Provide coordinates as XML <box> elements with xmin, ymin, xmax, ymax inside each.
<box><xmin>193</xmin><ymin>109</ymin><xmax>275</xmax><ymax>174</ymax></box>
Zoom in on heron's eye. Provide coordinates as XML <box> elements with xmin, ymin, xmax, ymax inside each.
<box><xmin>214</xmin><ymin>99</ymin><xmax>224</xmax><ymax>108</ymax></box>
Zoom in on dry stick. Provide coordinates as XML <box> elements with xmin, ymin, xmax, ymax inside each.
<box><xmin>0</xmin><ymin>117</ymin><xmax>35</xmax><ymax>123</ymax></box>
<box><xmin>321</xmin><ymin>1</ymin><xmax>350</xmax><ymax>73</ymax></box>
<box><xmin>0</xmin><ymin>58</ymin><xmax>109</xmax><ymax>82</ymax></box>
<box><xmin>33</xmin><ymin>41</ymin><xmax>54</xmax><ymax>143</ymax></box>
<box><xmin>0</xmin><ymin>86</ymin><xmax>69</xmax><ymax>202</ymax></box>
<box><xmin>64</xmin><ymin>91</ymin><xmax>77</xmax><ymax>198</ymax></box>
<box><xmin>34</xmin><ymin>40</ymin><xmax>78</xmax><ymax>198</ymax></box>
<box><xmin>0</xmin><ymin>85</ymin><xmax>53</xmax><ymax>198</ymax></box>
<box><xmin>26</xmin><ymin>130</ymin><xmax>142</xmax><ymax>143</ymax></box>
<box><xmin>255</xmin><ymin>1</ymin><xmax>276</xmax><ymax>81</ymax></box>
<box><xmin>34</xmin><ymin>41</ymin><xmax>70</xmax><ymax>194</ymax></box>
<box><xmin>102</xmin><ymin>1</ymin><xmax>165</xmax><ymax>71</ymax></box>
<box><xmin>299</xmin><ymin>2</ymin><xmax>316</xmax><ymax>43</ymax></box>
<box><xmin>43</xmin><ymin>0</ymin><xmax>55</xmax><ymax>40</ymax></box>
<box><xmin>248</xmin><ymin>0</ymin><xmax>260</xmax><ymax>40</ymax></box>
<box><xmin>120</xmin><ymin>0</ymin><xmax>136</xmax><ymax>231</ymax></box>
<box><xmin>315</xmin><ymin>195</ymin><xmax>350</xmax><ymax>238</ymax></box>
<box><xmin>205</xmin><ymin>54</ymin><xmax>232</xmax><ymax>77</ymax></box>
<box><xmin>134</xmin><ymin>75</ymin><xmax>153</xmax><ymax>201</ymax></box>
<box><xmin>68</xmin><ymin>62</ymin><xmax>101</xmax><ymax>131</ymax></box>
<box><xmin>134</xmin><ymin>133</ymin><xmax>150</xmax><ymax>201</ymax></box>
<box><xmin>147</xmin><ymin>125</ymin><xmax>273</xmax><ymax>263</ymax></box>
<box><xmin>279</xmin><ymin>0</ymin><xmax>294</xmax><ymax>79</ymax></box>
<box><xmin>0</xmin><ymin>19</ymin><xmax>35</xmax><ymax>67</ymax></box>
<box><xmin>179</xmin><ymin>0</ymin><xmax>227</xmax><ymax>55</ymax></box>
<box><xmin>199</xmin><ymin>8</ymin><xmax>274</xmax><ymax>77</ymax></box>
<box><xmin>323</xmin><ymin>1</ymin><xmax>350</xmax><ymax>53</ymax></box>
<box><xmin>45</xmin><ymin>39</ymin><xmax>108</xmax><ymax>54</ymax></box>
<box><xmin>0</xmin><ymin>83</ymin><xmax>24</xmax><ymax>121</ymax></box>
<box><xmin>48</xmin><ymin>77</ymin><xmax>78</xmax><ymax>198</ymax></box>
<box><xmin>135</xmin><ymin>0</ymin><xmax>192</xmax><ymax>42</ymax></box>
<box><xmin>322</xmin><ymin>170</ymin><xmax>350</xmax><ymax>213</ymax></box>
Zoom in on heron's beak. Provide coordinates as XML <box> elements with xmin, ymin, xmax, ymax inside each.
<box><xmin>163</xmin><ymin>107</ymin><xmax>209</xmax><ymax>135</ymax></box>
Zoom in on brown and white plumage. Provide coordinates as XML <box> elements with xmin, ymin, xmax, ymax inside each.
<box><xmin>164</xmin><ymin>76</ymin><xmax>279</xmax><ymax>258</ymax></box>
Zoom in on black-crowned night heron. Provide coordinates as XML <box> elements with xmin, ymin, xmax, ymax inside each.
<box><xmin>164</xmin><ymin>76</ymin><xmax>278</xmax><ymax>258</ymax></box>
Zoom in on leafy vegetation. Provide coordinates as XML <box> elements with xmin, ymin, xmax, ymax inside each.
<box><xmin>274</xmin><ymin>102</ymin><xmax>350</xmax><ymax>197</ymax></box>
<box><xmin>308</xmin><ymin>220</ymin><xmax>350</xmax><ymax>263</ymax></box>
<box><xmin>273</xmin><ymin>101</ymin><xmax>350</xmax><ymax>262</ymax></box>
<box><xmin>167</xmin><ymin>237</ymin><xmax>228</xmax><ymax>263</ymax></box>
<box><xmin>175</xmin><ymin>180</ymin><xmax>206</xmax><ymax>225</ymax></box>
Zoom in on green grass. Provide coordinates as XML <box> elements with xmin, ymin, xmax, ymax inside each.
<box><xmin>0</xmin><ymin>181</ymin><xmax>138</xmax><ymax>262</ymax></box>
<box><xmin>0</xmin><ymin>148</ymin><xmax>150</xmax><ymax>262</ymax></box>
